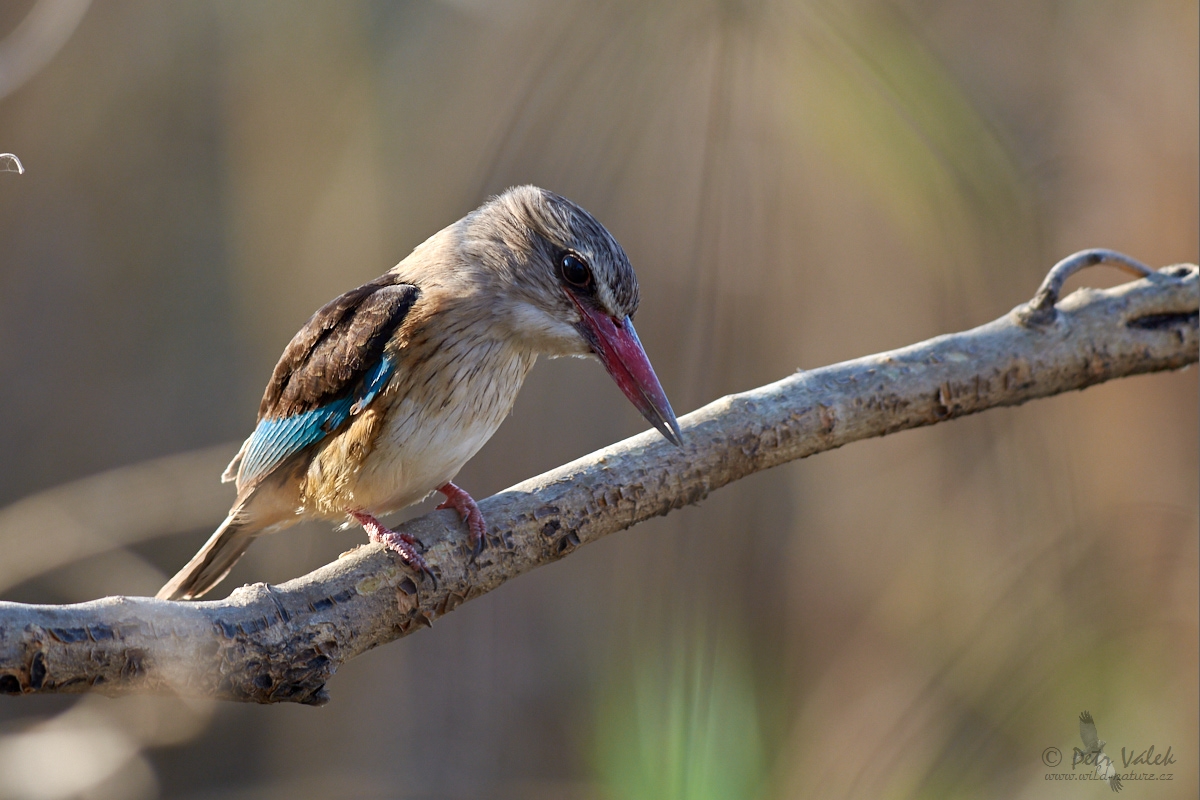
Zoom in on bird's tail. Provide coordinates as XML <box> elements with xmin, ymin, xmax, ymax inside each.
<box><xmin>156</xmin><ymin>512</ymin><xmax>258</xmax><ymax>601</ymax></box>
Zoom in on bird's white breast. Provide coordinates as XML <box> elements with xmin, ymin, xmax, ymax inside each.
<box><xmin>346</xmin><ymin>337</ymin><xmax>536</xmax><ymax>515</ymax></box>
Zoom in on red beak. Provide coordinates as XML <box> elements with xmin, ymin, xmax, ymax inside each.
<box><xmin>572</xmin><ymin>298</ymin><xmax>682</xmax><ymax>446</ymax></box>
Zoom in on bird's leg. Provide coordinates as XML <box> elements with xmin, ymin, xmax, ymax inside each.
<box><xmin>351</xmin><ymin>511</ymin><xmax>435</xmax><ymax>583</ymax></box>
<box><xmin>435</xmin><ymin>482</ymin><xmax>487</xmax><ymax>554</ymax></box>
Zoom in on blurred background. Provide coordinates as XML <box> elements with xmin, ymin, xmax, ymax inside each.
<box><xmin>0</xmin><ymin>0</ymin><xmax>1196</xmax><ymax>797</ymax></box>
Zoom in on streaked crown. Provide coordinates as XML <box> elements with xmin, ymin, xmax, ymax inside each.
<box><xmin>462</xmin><ymin>186</ymin><xmax>640</xmax><ymax>333</ymax></box>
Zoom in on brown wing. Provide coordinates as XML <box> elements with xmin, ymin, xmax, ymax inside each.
<box><xmin>229</xmin><ymin>276</ymin><xmax>419</xmax><ymax>488</ymax></box>
<box><xmin>259</xmin><ymin>276</ymin><xmax>419</xmax><ymax>420</ymax></box>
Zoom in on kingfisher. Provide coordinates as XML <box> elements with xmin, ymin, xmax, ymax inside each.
<box><xmin>157</xmin><ymin>186</ymin><xmax>681</xmax><ymax>600</ymax></box>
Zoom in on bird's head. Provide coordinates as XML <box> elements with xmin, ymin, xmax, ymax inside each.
<box><xmin>461</xmin><ymin>185</ymin><xmax>682</xmax><ymax>445</ymax></box>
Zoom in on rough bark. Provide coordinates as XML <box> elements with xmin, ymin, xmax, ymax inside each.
<box><xmin>1</xmin><ymin>256</ymin><xmax>1195</xmax><ymax>705</ymax></box>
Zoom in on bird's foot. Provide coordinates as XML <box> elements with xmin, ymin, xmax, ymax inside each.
<box><xmin>351</xmin><ymin>511</ymin><xmax>436</xmax><ymax>585</ymax></box>
<box><xmin>436</xmin><ymin>482</ymin><xmax>486</xmax><ymax>556</ymax></box>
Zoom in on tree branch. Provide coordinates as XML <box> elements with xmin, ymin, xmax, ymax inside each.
<box><xmin>2</xmin><ymin>255</ymin><xmax>1196</xmax><ymax>705</ymax></box>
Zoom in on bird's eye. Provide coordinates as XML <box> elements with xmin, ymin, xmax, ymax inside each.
<box><xmin>559</xmin><ymin>252</ymin><xmax>592</xmax><ymax>289</ymax></box>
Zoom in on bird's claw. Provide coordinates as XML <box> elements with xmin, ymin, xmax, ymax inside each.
<box><xmin>351</xmin><ymin>511</ymin><xmax>437</xmax><ymax>586</ymax></box>
<box><xmin>435</xmin><ymin>482</ymin><xmax>487</xmax><ymax>557</ymax></box>
<box><xmin>419</xmin><ymin>562</ymin><xmax>439</xmax><ymax>590</ymax></box>
<box><xmin>470</xmin><ymin>532</ymin><xmax>486</xmax><ymax>560</ymax></box>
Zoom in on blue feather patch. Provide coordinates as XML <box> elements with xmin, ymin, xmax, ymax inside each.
<box><xmin>238</xmin><ymin>355</ymin><xmax>396</xmax><ymax>485</ymax></box>
<box><xmin>351</xmin><ymin>356</ymin><xmax>393</xmax><ymax>414</ymax></box>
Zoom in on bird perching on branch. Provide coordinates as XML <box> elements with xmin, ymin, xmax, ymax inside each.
<box><xmin>157</xmin><ymin>186</ymin><xmax>681</xmax><ymax>601</ymax></box>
